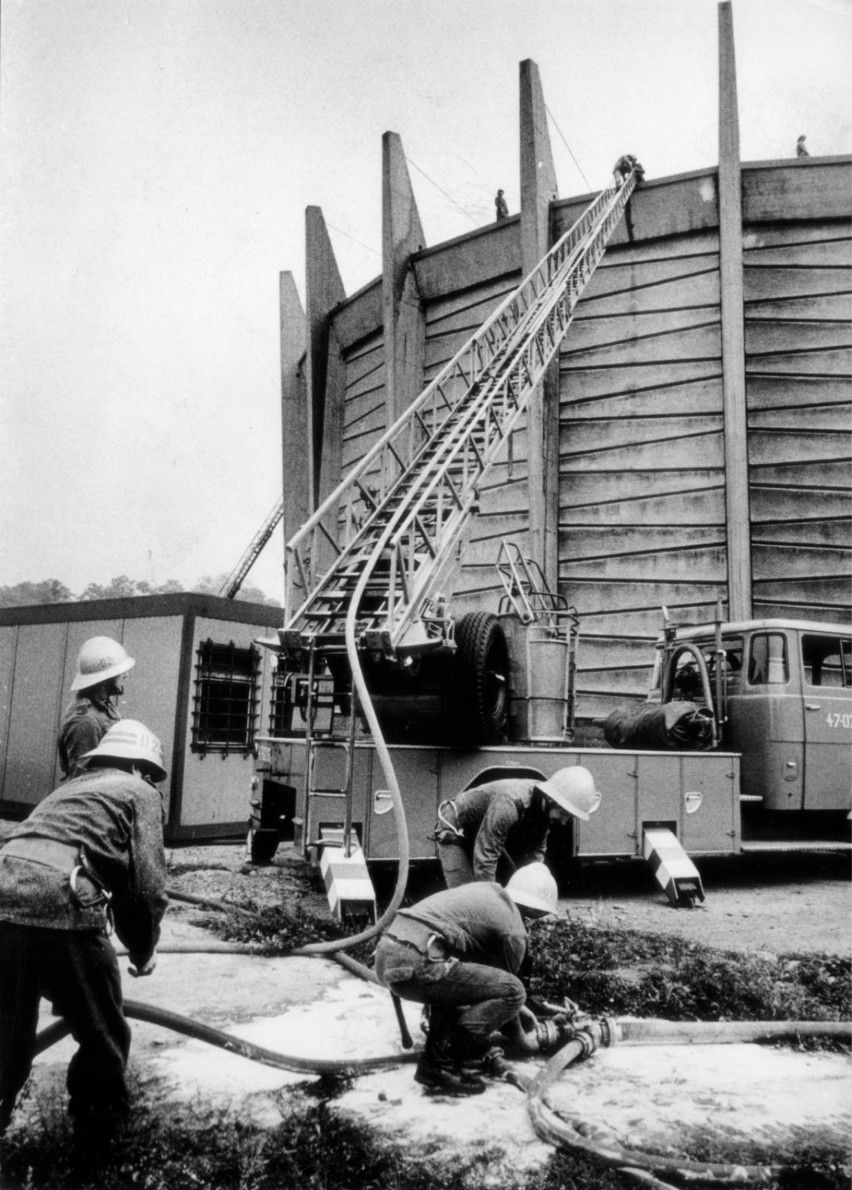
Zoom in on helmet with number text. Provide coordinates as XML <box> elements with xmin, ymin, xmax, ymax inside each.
<box><xmin>71</xmin><ymin>636</ymin><xmax>135</xmax><ymax>692</ymax></box>
<box><xmin>82</xmin><ymin>720</ymin><xmax>166</xmax><ymax>782</ymax></box>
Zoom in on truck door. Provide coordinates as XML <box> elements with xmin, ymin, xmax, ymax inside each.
<box><xmin>800</xmin><ymin>632</ymin><xmax>852</xmax><ymax>811</ymax></box>
<box><xmin>735</xmin><ymin>631</ymin><xmax>804</xmax><ymax>811</ymax></box>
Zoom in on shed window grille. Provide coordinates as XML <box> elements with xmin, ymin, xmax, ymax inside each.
<box><xmin>191</xmin><ymin>640</ymin><xmax>260</xmax><ymax>753</ymax></box>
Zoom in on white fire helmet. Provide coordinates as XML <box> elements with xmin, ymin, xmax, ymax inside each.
<box><xmin>506</xmin><ymin>862</ymin><xmax>560</xmax><ymax>916</ymax></box>
<box><xmin>83</xmin><ymin>720</ymin><xmax>167</xmax><ymax>782</ymax></box>
<box><xmin>537</xmin><ymin>766</ymin><xmax>602</xmax><ymax>820</ymax></box>
<box><xmin>71</xmin><ymin>636</ymin><xmax>136</xmax><ymax>692</ymax></box>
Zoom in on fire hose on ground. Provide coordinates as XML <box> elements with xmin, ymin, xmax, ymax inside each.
<box><xmin>523</xmin><ymin>1017</ymin><xmax>852</xmax><ymax>1186</ymax></box>
<box><xmin>33</xmin><ymin>990</ymin><xmax>850</xmax><ymax>1186</ymax></box>
<box><xmin>120</xmin><ymin>893</ymin><xmax>850</xmax><ymax>1185</ymax></box>
<box><xmin>28</xmin><ymin>866</ymin><xmax>852</xmax><ymax>1185</ymax></box>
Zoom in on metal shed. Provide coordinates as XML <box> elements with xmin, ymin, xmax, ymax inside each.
<box><xmin>0</xmin><ymin>593</ymin><xmax>284</xmax><ymax>842</ymax></box>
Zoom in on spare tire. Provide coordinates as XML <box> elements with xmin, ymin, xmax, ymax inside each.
<box><xmin>450</xmin><ymin>612</ymin><xmax>509</xmax><ymax>744</ymax></box>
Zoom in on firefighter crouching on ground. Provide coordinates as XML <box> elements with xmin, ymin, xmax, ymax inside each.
<box><xmin>0</xmin><ymin>720</ymin><xmax>168</xmax><ymax>1148</ymax></box>
<box><xmin>433</xmin><ymin>766</ymin><xmax>602</xmax><ymax>888</ymax></box>
<box><xmin>58</xmin><ymin>635</ymin><xmax>136</xmax><ymax>781</ymax></box>
<box><xmin>374</xmin><ymin>862</ymin><xmax>560</xmax><ymax>1096</ymax></box>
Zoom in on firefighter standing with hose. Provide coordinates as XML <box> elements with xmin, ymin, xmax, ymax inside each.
<box><xmin>58</xmin><ymin>636</ymin><xmax>136</xmax><ymax>781</ymax></box>
<box><xmin>432</xmin><ymin>767</ymin><xmax>602</xmax><ymax>889</ymax></box>
<box><xmin>374</xmin><ymin>863</ymin><xmax>560</xmax><ymax>1096</ymax></box>
<box><xmin>0</xmin><ymin>720</ymin><xmax>168</xmax><ymax>1158</ymax></box>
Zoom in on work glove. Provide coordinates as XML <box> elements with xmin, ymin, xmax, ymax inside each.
<box><xmin>128</xmin><ymin>950</ymin><xmax>157</xmax><ymax>978</ymax></box>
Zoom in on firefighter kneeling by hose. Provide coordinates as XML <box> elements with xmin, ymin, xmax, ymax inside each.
<box><xmin>373</xmin><ymin>862</ymin><xmax>562</xmax><ymax>1097</ymax></box>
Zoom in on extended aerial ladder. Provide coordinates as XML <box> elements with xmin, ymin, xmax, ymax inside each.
<box><xmin>259</xmin><ymin>167</ymin><xmax>641</xmax><ymax>895</ymax></box>
<box><xmin>219</xmin><ymin>497</ymin><xmax>284</xmax><ymax>599</ymax></box>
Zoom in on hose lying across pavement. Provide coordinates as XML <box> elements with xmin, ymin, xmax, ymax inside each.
<box><xmin>524</xmin><ymin>1017</ymin><xmax>852</xmax><ymax>1188</ymax></box>
<box><xmin>34</xmin><ymin>987</ymin><xmax>850</xmax><ymax>1185</ymax></box>
<box><xmin>146</xmin><ymin>890</ymin><xmax>852</xmax><ymax>1185</ymax></box>
<box><xmin>34</xmin><ymin>996</ymin><xmax>416</xmax><ymax>1078</ymax></box>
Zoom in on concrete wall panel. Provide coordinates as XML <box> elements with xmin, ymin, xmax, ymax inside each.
<box><xmin>742</xmin><ymin>161</ymin><xmax>852</xmax><ymax>223</ymax></box>
<box><xmin>413</xmin><ymin>223</ymin><xmax>519</xmax><ymax>301</ymax></box>
<box><xmin>561</xmin><ymin>544</ymin><xmax>727</xmax><ymax>583</ymax></box>
<box><xmin>560</xmin><ymin>487</ymin><xmax>726</xmax><ymax>527</ymax></box>
<box><xmin>561</xmin><ymin>361</ymin><xmax>721</xmax><ymax>399</ymax></box>
<box><xmin>562</xmin><ymin>377</ymin><xmax>723</xmax><ymax>420</ymax></box>
<box><xmin>747</xmin><ymin>428</ymin><xmax>851</xmax><ymax>465</ymax></box>
<box><xmin>560</xmin><ymin>467</ymin><xmax>723</xmax><ymax>505</ymax></box>
<box><xmin>746</xmin><ymin>376</ymin><xmax>850</xmax><ymax>409</ymax></box>
<box><xmin>331</xmin><ymin>279</ymin><xmax>382</xmax><ymax>352</ymax></box>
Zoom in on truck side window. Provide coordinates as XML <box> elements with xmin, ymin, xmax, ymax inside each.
<box><xmin>802</xmin><ymin>634</ymin><xmax>852</xmax><ymax>688</ymax></box>
<box><xmin>704</xmin><ymin>639</ymin><xmax>743</xmax><ymax>691</ymax></box>
<box><xmin>748</xmin><ymin>633</ymin><xmax>788</xmax><ymax>686</ymax></box>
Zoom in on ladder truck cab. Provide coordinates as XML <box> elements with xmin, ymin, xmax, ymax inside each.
<box><xmin>647</xmin><ymin>613</ymin><xmax>852</xmax><ymax>842</ymax></box>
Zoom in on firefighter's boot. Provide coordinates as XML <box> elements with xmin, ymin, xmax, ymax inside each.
<box><xmin>414</xmin><ymin>1030</ymin><xmax>486</xmax><ymax>1097</ymax></box>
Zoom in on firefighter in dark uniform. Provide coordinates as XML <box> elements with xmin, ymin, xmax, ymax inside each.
<box><xmin>0</xmin><ymin>720</ymin><xmax>168</xmax><ymax>1150</ymax></box>
<box><xmin>58</xmin><ymin>636</ymin><xmax>135</xmax><ymax>781</ymax></box>
<box><xmin>433</xmin><ymin>767</ymin><xmax>601</xmax><ymax>889</ymax></box>
<box><xmin>375</xmin><ymin>863</ymin><xmax>560</xmax><ymax>1096</ymax></box>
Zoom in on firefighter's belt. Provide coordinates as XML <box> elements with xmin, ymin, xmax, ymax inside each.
<box><xmin>2</xmin><ymin>837</ymin><xmax>113</xmax><ymax>927</ymax></box>
<box><xmin>384</xmin><ymin>916</ymin><xmax>448</xmax><ymax>960</ymax></box>
<box><xmin>2</xmin><ymin>836</ymin><xmax>81</xmax><ymax>872</ymax></box>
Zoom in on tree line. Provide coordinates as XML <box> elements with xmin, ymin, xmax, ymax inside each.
<box><xmin>0</xmin><ymin>575</ymin><xmax>281</xmax><ymax>609</ymax></box>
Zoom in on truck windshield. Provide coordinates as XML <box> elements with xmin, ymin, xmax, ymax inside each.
<box><xmin>747</xmin><ymin>633</ymin><xmax>789</xmax><ymax>685</ymax></box>
<box><xmin>802</xmin><ymin>634</ymin><xmax>852</xmax><ymax>688</ymax></box>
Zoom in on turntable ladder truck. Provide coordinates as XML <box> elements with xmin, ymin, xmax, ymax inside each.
<box><xmin>248</xmin><ymin>170</ymin><xmax>665</xmax><ymax>911</ymax></box>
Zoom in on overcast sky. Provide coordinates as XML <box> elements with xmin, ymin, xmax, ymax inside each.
<box><xmin>1</xmin><ymin>0</ymin><xmax>849</xmax><ymax>604</ymax></box>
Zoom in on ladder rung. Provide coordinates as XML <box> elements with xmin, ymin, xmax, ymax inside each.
<box><xmin>286</xmin><ymin>175</ymin><xmax>633</xmax><ymax>652</ymax></box>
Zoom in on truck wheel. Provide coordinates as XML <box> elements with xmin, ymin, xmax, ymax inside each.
<box><xmin>451</xmin><ymin>612</ymin><xmax>509</xmax><ymax>743</ymax></box>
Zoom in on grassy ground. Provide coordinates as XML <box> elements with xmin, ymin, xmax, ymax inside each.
<box><xmin>2</xmin><ymin>899</ymin><xmax>849</xmax><ymax>1190</ymax></box>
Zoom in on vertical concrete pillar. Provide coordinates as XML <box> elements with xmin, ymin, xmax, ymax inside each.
<box><xmin>280</xmin><ymin>271</ymin><xmax>308</xmax><ymax>553</ymax></box>
<box><xmin>280</xmin><ymin>272</ymin><xmax>310</xmax><ymax>612</ymax></box>
<box><xmin>718</xmin><ymin>2</ymin><xmax>753</xmax><ymax>619</ymax></box>
<box><xmin>305</xmin><ymin>206</ymin><xmax>347</xmax><ymax>509</ymax></box>
<box><xmin>382</xmin><ymin>131</ymin><xmax>426</xmax><ymax>428</ymax></box>
<box><xmin>520</xmin><ymin>59</ymin><xmax>560</xmax><ymax>589</ymax></box>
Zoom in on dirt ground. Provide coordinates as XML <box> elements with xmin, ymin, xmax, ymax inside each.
<box><xmin>15</xmin><ymin>841</ymin><xmax>852</xmax><ymax>1187</ymax></box>
<box><xmin>557</xmin><ymin>847</ymin><xmax>852</xmax><ymax>956</ymax></box>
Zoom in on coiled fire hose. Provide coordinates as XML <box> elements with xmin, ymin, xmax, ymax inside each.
<box><xmin>34</xmin><ymin>990</ymin><xmax>849</xmax><ymax>1184</ymax></box>
<box><xmin>30</xmin><ymin>887</ymin><xmax>852</xmax><ymax>1185</ymax></box>
<box><xmin>522</xmin><ymin>1016</ymin><xmax>852</xmax><ymax>1188</ymax></box>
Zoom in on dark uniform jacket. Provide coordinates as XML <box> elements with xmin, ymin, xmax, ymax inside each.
<box><xmin>57</xmin><ymin>694</ymin><xmax>121</xmax><ymax>780</ymax></box>
<box><xmin>448</xmin><ymin>778</ymin><xmax>550</xmax><ymax>882</ymax></box>
<box><xmin>400</xmin><ymin>882</ymin><xmax>528</xmax><ymax>974</ymax></box>
<box><xmin>0</xmin><ymin>768</ymin><xmax>167</xmax><ymax>963</ymax></box>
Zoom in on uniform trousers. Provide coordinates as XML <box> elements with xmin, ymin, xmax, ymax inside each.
<box><xmin>374</xmin><ymin>919</ymin><xmax>525</xmax><ymax>1045</ymax></box>
<box><xmin>0</xmin><ymin>922</ymin><xmax>130</xmax><ymax>1134</ymax></box>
